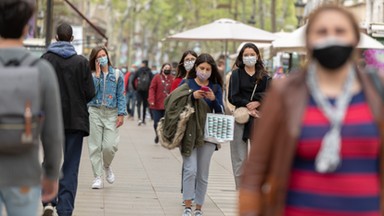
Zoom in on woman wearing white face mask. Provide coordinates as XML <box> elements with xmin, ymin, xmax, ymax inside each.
<box><xmin>171</xmin><ymin>50</ymin><xmax>198</xmax><ymax>92</ymax></box>
<box><xmin>87</xmin><ymin>47</ymin><xmax>127</xmax><ymax>189</ymax></box>
<box><xmin>228</xmin><ymin>43</ymin><xmax>271</xmax><ymax>190</ymax></box>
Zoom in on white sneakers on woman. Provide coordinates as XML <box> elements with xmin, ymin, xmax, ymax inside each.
<box><xmin>91</xmin><ymin>176</ymin><xmax>103</xmax><ymax>189</ymax></box>
<box><xmin>105</xmin><ymin>166</ymin><xmax>115</xmax><ymax>184</ymax></box>
<box><xmin>91</xmin><ymin>167</ymin><xmax>115</xmax><ymax>189</ymax></box>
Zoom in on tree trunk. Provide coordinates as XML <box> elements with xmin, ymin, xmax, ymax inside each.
<box><xmin>271</xmin><ymin>0</ymin><xmax>276</xmax><ymax>32</ymax></box>
<box><xmin>258</xmin><ymin>0</ymin><xmax>265</xmax><ymax>29</ymax></box>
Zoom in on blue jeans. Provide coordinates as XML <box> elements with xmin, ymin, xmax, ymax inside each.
<box><xmin>0</xmin><ymin>186</ymin><xmax>41</xmax><ymax>216</ymax></box>
<box><xmin>44</xmin><ymin>131</ymin><xmax>84</xmax><ymax>216</ymax></box>
<box><xmin>152</xmin><ymin>109</ymin><xmax>165</xmax><ymax>137</ymax></box>
<box><xmin>126</xmin><ymin>90</ymin><xmax>136</xmax><ymax>117</ymax></box>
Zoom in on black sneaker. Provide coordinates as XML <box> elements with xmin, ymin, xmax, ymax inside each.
<box><xmin>42</xmin><ymin>204</ymin><xmax>54</xmax><ymax>216</ymax></box>
<box><xmin>155</xmin><ymin>136</ymin><xmax>159</xmax><ymax>144</ymax></box>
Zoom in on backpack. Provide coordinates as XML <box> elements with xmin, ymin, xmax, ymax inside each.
<box><xmin>0</xmin><ymin>54</ymin><xmax>42</xmax><ymax>154</ymax></box>
<box><xmin>137</xmin><ymin>70</ymin><xmax>151</xmax><ymax>91</ymax></box>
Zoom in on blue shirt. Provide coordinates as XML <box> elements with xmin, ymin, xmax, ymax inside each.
<box><xmin>180</xmin><ymin>78</ymin><xmax>224</xmax><ymax>113</ymax></box>
<box><xmin>88</xmin><ymin>66</ymin><xmax>127</xmax><ymax>116</ymax></box>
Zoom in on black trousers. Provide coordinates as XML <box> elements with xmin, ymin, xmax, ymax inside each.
<box><xmin>136</xmin><ymin>91</ymin><xmax>149</xmax><ymax>123</ymax></box>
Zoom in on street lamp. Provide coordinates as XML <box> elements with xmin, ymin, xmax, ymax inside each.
<box><xmin>294</xmin><ymin>0</ymin><xmax>306</xmax><ymax>28</ymax></box>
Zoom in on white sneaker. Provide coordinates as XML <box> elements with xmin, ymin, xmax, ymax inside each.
<box><xmin>182</xmin><ymin>208</ymin><xmax>192</xmax><ymax>216</ymax></box>
<box><xmin>105</xmin><ymin>167</ymin><xmax>115</xmax><ymax>184</ymax></box>
<box><xmin>91</xmin><ymin>176</ymin><xmax>103</xmax><ymax>189</ymax></box>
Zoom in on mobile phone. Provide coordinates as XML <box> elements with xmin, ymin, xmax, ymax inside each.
<box><xmin>200</xmin><ymin>86</ymin><xmax>210</xmax><ymax>92</ymax></box>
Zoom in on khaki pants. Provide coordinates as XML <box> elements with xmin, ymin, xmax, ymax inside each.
<box><xmin>88</xmin><ymin>106</ymin><xmax>119</xmax><ymax>177</ymax></box>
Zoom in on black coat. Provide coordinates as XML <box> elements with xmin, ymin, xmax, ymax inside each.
<box><xmin>42</xmin><ymin>52</ymin><xmax>95</xmax><ymax>136</ymax></box>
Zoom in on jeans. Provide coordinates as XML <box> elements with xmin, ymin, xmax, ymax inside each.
<box><xmin>230</xmin><ymin>123</ymin><xmax>249</xmax><ymax>190</ymax></box>
<box><xmin>126</xmin><ymin>90</ymin><xmax>136</xmax><ymax>117</ymax></box>
<box><xmin>152</xmin><ymin>109</ymin><xmax>165</xmax><ymax>137</ymax></box>
<box><xmin>0</xmin><ymin>186</ymin><xmax>41</xmax><ymax>216</ymax></box>
<box><xmin>44</xmin><ymin>131</ymin><xmax>84</xmax><ymax>216</ymax></box>
<box><xmin>88</xmin><ymin>107</ymin><xmax>119</xmax><ymax>177</ymax></box>
<box><xmin>182</xmin><ymin>143</ymin><xmax>216</xmax><ymax>206</ymax></box>
<box><xmin>136</xmin><ymin>91</ymin><xmax>149</xmax><ymax>123</ymax></box>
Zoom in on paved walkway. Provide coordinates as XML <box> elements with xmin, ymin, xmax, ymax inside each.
<box><xmin>71</xmin><ymin>118</ymin><xmax>238</xmax><ymax>216</ymax></box>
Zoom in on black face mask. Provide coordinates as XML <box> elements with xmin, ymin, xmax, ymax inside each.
<box><xmin>163</xmin><ymin>70</ymin><xmax>171</xmax><ymax>75</ymax></box>
<box><xmin>312</xmin><ymin>42</ymin><xmax>354</xmax><ymax>70</ymax></box>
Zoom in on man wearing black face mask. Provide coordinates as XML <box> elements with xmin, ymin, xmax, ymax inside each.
<box><xmin>148</xmin><ymin>63</ymin><xmax>174</xmax><ymax>144</ymax></box>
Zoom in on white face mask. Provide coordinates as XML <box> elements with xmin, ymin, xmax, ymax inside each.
<box><xmin>184</xmin><ymin>60</ymin><xmax>195</xmax><ymax>71</ymax></box>
<box><xmin>243</xmin><ymin>56</ymin><xmax>257</xmax><ymax>66</ymax></box>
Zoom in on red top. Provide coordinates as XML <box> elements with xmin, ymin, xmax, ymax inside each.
<box><xmin>285</xmin><ymin>91</ymin><xmax>380</xmax><ymax>216</ymax></box>
<box><xmin>123</xmin><ymin>71</ymin><xmax>131</xmax><ymax>93</ymax></box>
<box><xmin>148</xmin><ymin>73</ymin><xmax>174</xmax><ymax>110</ymax></box>
<box><xmin>170</xmin><ymin>77</ymin><xmax>183</xmax><ymax>92</ymax></box>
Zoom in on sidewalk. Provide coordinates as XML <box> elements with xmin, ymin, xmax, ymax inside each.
<box><xmin>71</xmin><ymin>118</ymin><xmax>238</xmax><ymax>216</ymax></box>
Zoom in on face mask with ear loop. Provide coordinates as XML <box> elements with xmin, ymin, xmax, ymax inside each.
<box><xmin>312</xmin><ymin>37</ymin><xmax>354</xmax><ymax>70</ymax></box>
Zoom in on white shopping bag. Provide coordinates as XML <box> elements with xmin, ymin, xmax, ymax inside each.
<box><xmin>204</xmin><ymin>113</ymin><xmax>235</xmax><ymax>144</ymax></box>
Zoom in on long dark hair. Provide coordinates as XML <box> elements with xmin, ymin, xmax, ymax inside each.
<box><xmin>234</xmin><ymin>43</ymin><xmax>268</xmax><ymax>82</ymax></box>
<box><xmin>175</xmin><ymin>50</ymin><xmax>198</xmax><ymax>78</ymax></box>
<box><xmin>160</xmin><ymin>63</ymin><xmax>171</xmax><ymax>74</ymax></box>
<box><xmin>89</xmin><ymin>46</ymin><xmax>113</xmax><ymax>71</ymax></box>
<box><xmin>187</xmin><ymin>53</ymin><xmax>223</xmax><ymax>88</ymax></box>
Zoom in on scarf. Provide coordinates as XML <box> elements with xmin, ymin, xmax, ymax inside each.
<box><xmin>306</xmin><ymin>63</ymin><xmax>356</xmax><ymax>173</ymax></box>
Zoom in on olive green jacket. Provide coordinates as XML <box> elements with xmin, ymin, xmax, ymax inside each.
<box><xmin>158</xmin><ymin>83</ymin><xmax>210</xmax><ymax>157</ymax></box>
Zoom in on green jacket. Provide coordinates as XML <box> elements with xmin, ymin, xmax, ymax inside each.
<box><xmin>158</xmin><ymin>83</ymin><xmax>210</xmax><ymax>157</ymax></box>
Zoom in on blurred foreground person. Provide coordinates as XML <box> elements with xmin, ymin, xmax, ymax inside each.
<box><xmin>0</xmin><ymin>1</ymin><xmax>63</xmax><ymax>215</ymax></box>
<box><xmin>240</xmin><ymin>5</ymin><xmax>384</xmax><ymax>216</ymax></box>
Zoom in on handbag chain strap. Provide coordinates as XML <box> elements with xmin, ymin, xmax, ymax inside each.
<box><xmin>250</xmin><ymin>81</ymin><xmax>258</xmax><ymax>101</ymax></box>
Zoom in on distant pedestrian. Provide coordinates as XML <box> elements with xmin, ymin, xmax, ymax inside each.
<box><xmin>239</xmin><ymin>5</ymin><xmax>383</xmax><ymax>216</ymax></box>
<box><xmin>273</xmin><ymin>66</ymin><xmax>286</xmax><ymax>79</ymax></box>
<box><xmin>228</xmin><ymin>43</ymin><xmax>271</xmax><ymax>190</ymax></box>
<box><xmin>133</xmin><ymin>60</ymin><xmax>153</xmax><ymax>126</ymax></box>
<box><xmin>0</xmin><ymin>1</ymin><xmax>63</xmax><ymax>215</ymax></box>
<box><xmin>124</xmin><ymin>64</ymin><xmax>137</xmax><ymax>119</ymax></box>
<box><xmin>87</xmin><ymin>47</ymin><xmax>127</xmax><ymax>189</ymax></box>
<box><xmin>148</xmin><ymin>63</ymin><xmax>174</xmax><ymax>144</ymax></box>
<box><xmin>41</xmin><ymin>23</ymin><xmax>95</xmax><ymax>216</ymax></box>
<box><xmin>170</xmin><ymin>50</ymin><xmax>198</xmax><ymax>92</ymax></box>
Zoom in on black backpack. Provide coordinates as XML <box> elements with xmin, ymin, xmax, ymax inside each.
<box><xmin>137</xmin><ymin>70</ymin><xmax>151</xmax><ymax>91</ymax></box>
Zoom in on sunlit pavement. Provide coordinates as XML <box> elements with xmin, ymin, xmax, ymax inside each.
<box><xmin>70</xmin><ymin>118</ymin><xmax>237</xmax><ymax>216</ymax></box>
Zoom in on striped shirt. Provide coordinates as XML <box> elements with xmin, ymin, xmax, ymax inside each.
<box><xmin>285</xmin><ymin>91</ymin><xmax>380</xmax><ymax>216</ymax></box>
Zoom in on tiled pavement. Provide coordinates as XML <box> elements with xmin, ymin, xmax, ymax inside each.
<box><xmin>60</xmin><ymin>118</ymin><xmax>237</xmax><ymax>216</ymax></box>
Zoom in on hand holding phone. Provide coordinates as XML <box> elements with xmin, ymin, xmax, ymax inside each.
<box><xmin>200</xmin><ymin>86</ymin><xmax>210</xmax><ymax>92</ymax></box>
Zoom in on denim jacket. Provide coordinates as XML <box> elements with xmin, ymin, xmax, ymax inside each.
<box><xmin>88</xmin><ymin>66</ymin><xmax>127</xmax><ymax>116</ymax></box>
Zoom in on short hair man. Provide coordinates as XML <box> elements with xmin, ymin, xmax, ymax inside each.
<box><xmin>0</xmin><ymin>0</ymin><xmax>63</xmax><ymax>215</ymax></box>
<box><xmin>41</xmin><ymin>22</ymin><xmax>95</xmax><ymax>216</ymax></box>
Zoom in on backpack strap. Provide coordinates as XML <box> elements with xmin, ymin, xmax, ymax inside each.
<box><xmin>0</xmin><ymin>54</ymin><xmax>38</xmax><ymax>68</ymax></box>
<box><xmin>115</xmin><ymin>69</ymin><xmax>120</xmax><ymax>84</ymax></box>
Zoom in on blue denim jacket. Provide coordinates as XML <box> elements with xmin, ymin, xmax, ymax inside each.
<box><xmin>88</xmin><ymin>66</ymin><xmax>127</xmax><ymax>115</ymax></box>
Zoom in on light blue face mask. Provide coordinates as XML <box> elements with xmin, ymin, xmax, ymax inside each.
<box><xmin>98</xmin><ymin>56</ymin><xmax>109</xmax><ymax>66</ymax></box>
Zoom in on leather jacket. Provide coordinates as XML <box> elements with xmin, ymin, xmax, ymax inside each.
<box><xmin>239</xmin><ymin>68</ymin><xmax>384</xmax><ymax>216</ymax></box>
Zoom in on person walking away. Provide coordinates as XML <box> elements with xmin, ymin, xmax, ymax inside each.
<box><xmin>240</xmin><ymin>5</ymin><xmax>384</xmax><ymax>216</ymax></box>
<box><xmin>133</xmin><ymin>60</ymin><xmax>153</xmax><ymax>126</ymax></box>
<box><xmin>170</xmin><ymin>50</ymin><xmax>198</xmax><ymax>92</ymax></box>
<box><xmin>148</xmin><ymin>63</ymin><xmax>174</xmax><ymax>144</ymax></box>
<box><xmin>228</xmin><ymin>43</ymin><xmax>271</xmax><ymax>190</ymax></box>
<box><xmin>126</xmin><ymin>64</ymin><xmax>138</xmax><ymax>120</ymax></box>
<box><xmin>0</xmin><ymin>1</ymin><xmax>63</xmax><ymax>215</ymax></box>
<box><xmin>41</xmin><ymin>23</ymin><xmax>95</xmax><ymax>216</ymax></box>
<box><xmin>87</xmin><ymin>47</ymin><xmax>127</xmax><ymax>189</ymax></box>
<box><xmin>162</xmin><ymin>53</ymin><xmax>224</xmax><ymax>216</ymax></box>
